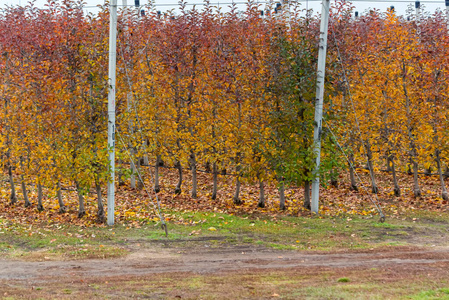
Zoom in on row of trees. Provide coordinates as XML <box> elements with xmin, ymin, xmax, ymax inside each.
<box><xmin>0</xmin><ymin>1</ymin><xmax>110</xmax><ymax>218</ymax></box>
<box><xmin>0</xmin><ymin>1</ymin><xmax>448</xmax><ymax>220</ymax></box>
<box><xmin>329</xmin><ymin>4</ymin><xmax>449</xmax><ymax>201</ymax></box>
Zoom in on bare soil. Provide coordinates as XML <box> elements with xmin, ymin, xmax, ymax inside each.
<box><xmin>1</xmin><ymin>243</ymin><xmax>449</xmax><ymax>299</ymax></box>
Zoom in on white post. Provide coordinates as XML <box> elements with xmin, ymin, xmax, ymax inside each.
<box><xmin>107</xmin><ymin>0</ymin><xmax>118</xmax><ymax>226</ymax></box>
<box><xmin>415</xmin><ymin>1</ymin><xmax>420</xmax><ymax>20</ymax></box>
<box><xmin>122</xmin><ymin>0</ymin><xmax>127</xmax><ymax>12</ymax></box>
<box><xmin>446</xmin><ymin>0</ymin><xmax>449</xmax><ymax>22</ymax></box>
<box><xmin>311</xmin><ymin>0</ymin><xmax>330</xmax><ymax>214</ymax></box>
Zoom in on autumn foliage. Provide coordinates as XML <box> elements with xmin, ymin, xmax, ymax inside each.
<box><xmin>0</xmin><ymin>1</ymin><xmax>448</xmax><ymax>224</ymax></box>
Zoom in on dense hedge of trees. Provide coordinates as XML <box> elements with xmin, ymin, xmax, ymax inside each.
<box><xmin>1</xmin><ymin>1</ymin><xmax>448</xmax><ymax>220</ymax></box>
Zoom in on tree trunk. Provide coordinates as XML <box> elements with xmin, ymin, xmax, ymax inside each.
<box><xmin>389</xmin><ymin>155</ymin><xmax>400</xmax><ymax>197</ymax></box>
<box><xmin>366</xmin><ymin>142</ymin><xmax>378</xmax><ymax>194</ymax></box>
<box><xmin>127</xmin><ymin>88</ymin><xmax>136</xmax><ymax>188</ymax></box>
<box><xmin>368</xmin><ymin>160</ymin><xmax>378</xmax><ymax>194</ymax></box>
<box><xmin>435</xmin><ymin>150</ymin><xmax>448</xmax><ymax>201</ymax></box>
<box><xmin>233</xmin><ymin>164</ymin><xmax>242</xmax><ymax>205</ymax></box>
<box><xmin>118</xmin><ymin>159</ymin><xmax>125</xmax><ymax>186</ymax></box>
<box><xmin>407</xmin><ymin>159</ymin><xmax>413</xmax><ymax>175</ymax></box>
<box><xmin>348</xmin><ymin>154</ymin><xmax>358</xmax><ymax>191</ymax></box>
<box><xmin>21</xmin><ymin>177</ymin><xmax>30</xmax><ymax>207</ymax></box>
<box><xmin>279</xmin><ymin>180</ymin><xmax>285</xmax><ymax>210</ymax></box>
<box><xmin>424</xmin><ymin>166</ymin><xmax>432</xmax><ymax>176</ymax></box>
<box><xmin>403</xmin><ymin>65</ymin><xmax>419</xmax><ymax>197</ymax></box>
<box><xmin>175</xmin><ymin>161</ymin><xmax>182</xmax><ymax>194</ymax></box>
<box><xmin>19</xmin><ymin>157</ymin><xmax>31</xmax><ymax>207</ymax></box>
<box><xmin>258</xmin><ymin>179</ymin><xmax>265</xmax><ymax>208</ymax></box>
<box><xmin>8</xmin><ymin>164</ymin><xmax>17</xmax><ymax>204</ymax></box>
<box><xmin>190</xmin><ymin>152</ymin><xmax>197</xmax><ymax>198</ymax></box>
<box><xmin>412</xmin><ymin>157</ymin><xmax>421</xmax><ymax>197</ymax></box>
<box><xmin>37</xmin><ymin>182</ymin><xmax>44</xmax><ymax>211</ymax></box>
<box><xmin>143</xmin><ymin>139</ymin><xmax>149</xmax><ymax>166</ymax></box>
<box><xmin>57</xmin><ymin>181</ymin><xmax>67</xmax><ymax>213</ymax></box>
<box><xmin>386</xmin><ymin>157</ymin><xmax>392</xmax><ymax>172</ymax></box>
<box><xmin>330</xmin><ymin>169</ymin><xmax>338</xmax><ymax>187</ymax></box>
<box><xmin>96</xmin><ymin>181</ymin><xmax>105</xmax><ymax>223</ymax></box>
<box><xmin>154</xmin><ymin>155</ymin><xmax>161</xmax><ymax>193</ymax></box>
<box><xmin>212</xmin><ymin>162</ymin><xmax>218</xmax><ymax>200</ymax></box>
<box><xmin>136</xmin><ymin>157</ymin><xmax>144</xmax><ymax>190</ymax></box>
<box><xmin>304</xmin><ymin>181</ymin><xmax>311</xmax><ymax>210</ymax></box>
<box><xmin>130</xmin><ymin>149</ymin><xmax>137</xmax><ymax>189</ymax></box>
<box><xmin>75</xmin><ymin>181</ymin><xmax>85</xmax><ymax>218</ymax></box>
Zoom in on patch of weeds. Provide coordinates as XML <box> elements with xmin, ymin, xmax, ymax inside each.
<box><xmin>410</xmin><ymin>288</ymin><xmax>449</xmax><ymax>300</ymax></box>
<box><xmin>267</xmin><ymin>243</ymin><xmax>296</xmax><ymax>251</ymax></box>
<box><xmin>242</xmin><ymin>237</ymin><xmax>254</xmax><ymax>243</ymax></box>
<box><xmin>143</xmin><ymin>230</ymin><xmax>184</xmax><ymax>241</ymax></box>
<box><xmin>405</xmin><ymin>211</ymin><xmax>449</xmax><ymax>224</ymax></box>
<box><xmin>225</xmin><ymin>237</ymin><xmax>237</xmax><ymax>243</ymax></box>
<box><xmin>371</xmin><ymin>222</ymin><xmax>403</xmax><ymax>229</ymax></box>
<box><xmin>8</xmin><ymin>244</ymin><xmax>128</xmax><ymax>261</ymax></box>
<box><xmin>58</xmin><ymin>245</ymin><xmax>128</xmax><ymax>259</ymax></box>
<box><xmin>291</xmin><ymin>285</ymin><xmax>383</xmax><ymax>300</ymax></box>
<box><xmin>154</xmin><ymin>211</ymin><xmax>445</xmax><ymax>251</ymax></box>
<box><xmin>337</xmin><ymin>277</ymin><xmax>350</xmax><ymax>283</ymax></box>
<box><xmin>88</xmin><ymin>284</ymin><xmax>100</xmax><ymax>290</ymax></box>
<box><xmin>0</xmin><ymin>242</ymin><xmax>14</xmax><ymax>252</ymax></box>
<box><xmin>384</xmin><ymin>241</ymin><xmax>407</xmax><ymax>246</ymax></box>
<box><xmin>62</xmin><ymin>289</ymin><xmax>72</xmax><ymax>294</ymax></box>
<box><xmin>187</xmin><ymin>277</ymin><xmax>205</xmax><ymax>289</ymax></box>
<box><xmin>389</xmin><ymin>230</ymin><xmax>410</xmax><ymax>236</ymax></box>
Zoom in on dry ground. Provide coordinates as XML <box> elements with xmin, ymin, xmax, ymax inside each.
<box><xmin>1</xmin><ymin>242</ymin><xmax>449</xmax><ymax>299</ymax></box>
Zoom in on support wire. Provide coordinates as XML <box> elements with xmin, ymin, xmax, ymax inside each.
<box><xmin>116</xmin><ymin>128</ymin><xmax>168</xmax><ymax>236</ymax></box>
<box><xmin>324</xmin><ymin>119</ymin><xmax>386</xmax><ymax>222</ymax></box>
<box><xmin>117</xmin><ymin>33</ymin><xmax>169</xmax><ymax>235</ymax></box>
<box><xmin>328</xmin><ymin>14</ymin><xmax>386</xmax><ymax>222</ymax></box>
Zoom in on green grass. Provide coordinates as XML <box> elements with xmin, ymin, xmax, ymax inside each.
<box><xmin>404</xmin><ymin>210</ymin><xmax>449</xmax><ymax>224</ymax></box>
<box><xmin>0</xmin><ymin>220</ymin><xmax>129</xmax><ymax>260</ymax></box>
<box><xmin>409</xmin><ymin>288</ymin><xmax>449</xmax><ymax>299</ymax></box>
<box><xmin>162</xmin><ymin>210</ymin><xmax>448</xmax><ymax>250</ymax></box>
<box><xmin>292</xmin><ymin>285</ymin><xmax>386</xmax><ymax>300</ymax></box>
<box><xmin>133</xmin><ymin>210</ymin><xmax>447</xmax><ymax>251</ymax></box>
<box><xmin>0</xmin><ymin>209</ymin><xmax>448</xmax><ymax>259</ymax></box>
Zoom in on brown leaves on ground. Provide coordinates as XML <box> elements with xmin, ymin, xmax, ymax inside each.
<box><xmin>0</xmin><ymin>166</ymin><xmax>448</xmax><ymax>227</ymax></box>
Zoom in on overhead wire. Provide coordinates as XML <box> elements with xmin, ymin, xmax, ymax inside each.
<box><xmin>5</xmin><ymin>0</ymin><xmax>445</xmax><ymax>10</ymax></box>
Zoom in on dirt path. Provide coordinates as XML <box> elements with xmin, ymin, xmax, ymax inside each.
<box><xmin>2</xmin><ymin>245</ymin><xmax>449</xmax><ymax>299</ymax></box>
<box><xmin>2</xmin><ymin>245</ymin><xmax>449</xmax><ymax>282</ymax></box>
